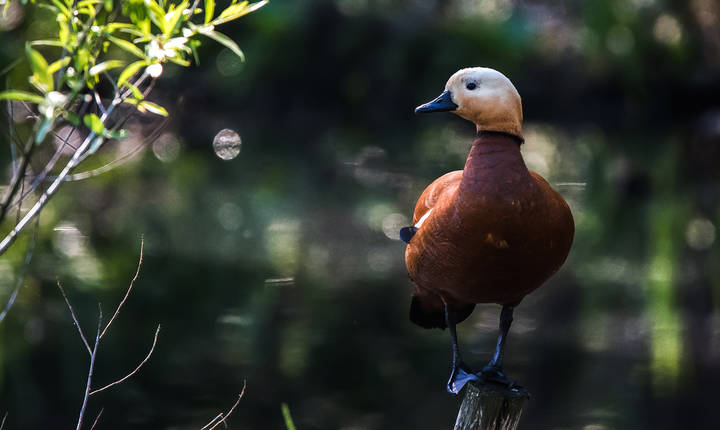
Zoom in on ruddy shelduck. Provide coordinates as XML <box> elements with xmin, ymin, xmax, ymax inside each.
<box><xmin>401</xmin><ymin>67</ymin><xmax>574</xmax><ymax>393</ymax></box>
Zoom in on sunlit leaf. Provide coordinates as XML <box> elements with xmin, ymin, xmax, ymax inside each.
<box><xmin>50</xmin><ymin>0</ymin><xmax>70</xmax><ymax>16</ymax></box>
<box><xmin>84</xmin><ymin>113</ymin><xmax>105</xmax><ymax>135</ymax></box>
<box><xmin>29</xmin><ymin>40</ymin><xmax>66</xmax><ymax>48</ymax></box>
<box><xmin>144</xmin><ymin>0</ymin><xmax>168</xmax><ymax>34</ymax></box>
<box><xmin>164</xmin><ymin>0</ymin><xmax>189</xmax><ymax>36</ymax></box>
<box><xmin>201</xmin><ymin>30</ymin><xmax>244</xmax><ymax>61</ymax></box>
<box><xmin>117</xmin><ymin>60</ymin><xmax>147</xmax><ymax>86</ymax></box>
<box><xmin>47</xmin><ymin>57</ymin><xmax>71</xmax><ymax>75</ymax></box>
<box><xmin>0</xmin><ymin>90</ymin><xmax>45</xmax><ymax>104</ymax></box>
<box><xmin>25</xmin><ymin>44</ymin><xmax>53</xmax><ymax>92</ymax></box>
<box><xmin>122</xmin><ymin>81</ymin><xmax>144</xmax><ymax>99</ymax></box>
<box><xmin>214</xmin><ymin>0</ymin><xmax>266</xmax><ymax>25</ymax></box>
<box><xmin>204</xmin><ymin>0</ymin><xmax>215</xmax><ymax>24</ymax></box>
<box><xmin>89</xmin><ymin>60</ymin><xmax>125</xmax><ymax>76</ymax></box>
<box><xmin>138</xmin><ymin>100</ymin><xmax>168</xmax><ymax>116</ymax></box>
<box><xmin>108</xmin><ymin>35</ymin><xmax>146</xmax><ymax>59</ymax></box>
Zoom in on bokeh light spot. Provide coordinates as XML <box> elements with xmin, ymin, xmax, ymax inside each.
<box><xmin>216</xmin><ymin>48</ymin><xmax>244</xmax><ymax>76</ymax></box>
<box><xmin>686</xmin><ymin>217</ymin><xmax>716</xmax><ymax>250</ymax></box>
<box><xmin>653</xmin><ymin>14</ymin><xmax>683</xmax><ymax>45</ymax></box>
<box><xmin>152</xmin><ymin>133</ymin><xmax>182</xmax><ymax>163</ymax></box>
<box><xmin>213</xmin><ymin>128</ymin><xmax>242</xmax><ymax>160</ymax></box>
<box><xmin>217</xmin><ymin>202</ymin><xmax>243</xmax><ymax>231</ymax></box>
<box><xmin>381</xmin><ymin>213</ymin><xmax>409</xmax><ymax>240</ymax></box>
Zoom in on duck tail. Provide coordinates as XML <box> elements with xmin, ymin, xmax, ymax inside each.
<box><xmin>409</xmin><ymin>291</ymin><xmax>475</xmax><ymax>330</ymax></box>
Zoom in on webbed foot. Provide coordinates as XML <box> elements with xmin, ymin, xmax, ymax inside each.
<box><xmin>447</xmin><ymin>361</ymin><xmax>480</xmax><ymax>394</ymax></box>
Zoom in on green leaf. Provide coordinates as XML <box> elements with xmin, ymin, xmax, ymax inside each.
<box><xmin>89</xmin><ymin>60</ymin><xmax>125</xmax><ymax>76</ymax></box>
<box><xmin>168</xmin><ymin>56</ymin><xmax>191</xmax><ymax>67</ymax></box>
<box><xmin>138</xmin><ymin>101</ymin><xmax>168</xmax><ymax>116</ymax></box>
<box><xmin>83</xmin><ymin>113</ymin><xmax>105</xmax><ymax>134</ymax></box>
<box><xmin>50</xmin><ymin>0</ymin><xmax>70</xmax><ymax>16</ymax></box>
<box><xmin>107</xmin><ymin>35</ymin><xmax>146</xmax><ymax>59</ymax></box>
<box><xmin>204</xmin><ymin>0</ymin><xmax>215</xmax><ymax>23</ymax></box>
<box><xmin>122</xmin><ymin>81</ymin><xmax>144</xmax><ymax>100</ymax></box>
<box><xmin>144</xmin><ymin>0</ymin><xmax>168</xmax><ymax>33</ymax></box>
<box><xmin>201</xmin><ymin>30</ymin><xmax>244</xmax><ymax>61</ymax></box>
<box><xmin>105</xmin><ymin>128</ymin><xmax>128</xmax><ymax>139</ymax></box>
<box><xmin>63</xmin><ymin>110</ymin><xmax>81</xmax><ymax>126</ymax></box>
<box><xmin>164</xmin><ymin>0</ymin><xmax>189</xmax><ymax>36</ymax></box>
<box><xmin>87</xmin><ymin>135</ymin><xmax>105</xmax><ymax>154</ymax></box>
<box><xmin>117</xmin><ymin>60</ymin><xmax>147</xmax><ymax>86</ymax></box>
<box><xmin>47</xmin><ymin>56</ymin><xmax>71</xmax><ymax>75</ymax></box>
<box><xmin>36</xmin><ymin>118</ymin><xmax>54</xmax><ymax>144</ymax></box>
<box><xmin>189</xmin><ymin>39</ymin><xmax>201</xmax><ymax>65</ymax></box>
<box><xmin>213</xmin><ymin>0</ymin><xmax>266</xmax><ymax>25</ymax></box>
<box><xmin>0</xmin><ymin>90</ymin><xmax>45</xmax><ymax>104</ymax></box>
<box><xmin>218</xmin><ymin>1</ymin><xmax>248</xmax><ymax>20</ymax></box>
<box><xmin>25</xmin><ymin>44</ymin><xmax>53</xmax><ymax>92</ymax></box>
<box><xmin>29</xmin><ymin>40</ymin><xmax>66</xmax><ymax>48</ymax></box>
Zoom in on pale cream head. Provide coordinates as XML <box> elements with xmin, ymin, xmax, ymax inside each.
<box><xmin>445</xmin><ymin>67</ymin><xmax>523</xmax><ymax>139</ymax></box>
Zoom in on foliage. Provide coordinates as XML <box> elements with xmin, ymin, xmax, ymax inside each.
<box><xmin>0</xmin><ymin>0</ymin><xmax>267</xmax><ymax>256</ymax></box>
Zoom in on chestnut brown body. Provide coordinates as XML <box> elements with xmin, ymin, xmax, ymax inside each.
<box><xmin>405</xmin><ymin>132</ymin><xmax>574</xmax><ymax>328</ymax></box>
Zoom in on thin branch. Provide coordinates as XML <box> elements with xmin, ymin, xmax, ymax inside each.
<box><xmin>57</xmin><ymin>280</ymin><xmax>92</xmax><ymax>355</ymax></box>
<box><xmin>89</xmin><ymin>407</ymin><xmax>103</xmax><ymax>430</ymax></box>
<box><xmin>76</xmin><ymin>304</ymin><xmax>102</xmax><ymax>430</ymax></box>
<box><xmin>100</xmin><ymin>236</ymin><xmax>144</xmax><ymax>339</ymax></box>
<box><xmin>0</xmin><ymin>133</ymin><xmax>37</xmax><ymax>225</ymax></box>
<box><xmin>200</xmin><ymin>381</ymin><xmax>247</xmax><ymax>430</ymax></box>
<box><xmin>7</xmin><ymin>97</ymin><xmax>91</xmax><ymax>210</ymax></box>
<box><xmin>0</xmin><ymin>411</ymin><xmax>7</xmax><ymax>430</ymax></box>
<box><xmin>0</xmin><ymin>72</ymin><xmax>148</xmax><ymax>256</ymax></box>
<box><xmin>89</xmin><ymin>324</ymin><xmax>161</xmax><ymax>396</ymax></box>
<box><xmin>207</xmin><ymin>381</ymin><xmax>247</xmax><ymax>430</ymax></box>
<box><xmin>200</xmin><ymin>414</ymin><xmax>223</xmax><ymax>430</ymax></box>
<box><xmin>0</xmin><ymin>217</ymin><xmax>39</xmax><ymax>323</ymax></box>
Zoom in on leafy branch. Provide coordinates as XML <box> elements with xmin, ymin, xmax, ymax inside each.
<box><xmin>0</xmin><ymin>0</ymin><xmax>267</xmax><ymax>257</ymax></box>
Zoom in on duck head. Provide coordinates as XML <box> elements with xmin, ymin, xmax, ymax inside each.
<box><xmin>415</xmin><ymin>67</ymin><xmax>523</xmax><ymax>140</ymax></box>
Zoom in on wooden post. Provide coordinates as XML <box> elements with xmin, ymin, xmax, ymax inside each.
<box><xmin>454</xmin><ymin>382</ymin><xmax>529</xmax><ymax>430</ymax></box>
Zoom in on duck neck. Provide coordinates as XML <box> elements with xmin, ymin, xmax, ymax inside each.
<box><xmin>458</xmin><ymin>131</ymin><xmax>529</xmax><ymax>197</ymax></box>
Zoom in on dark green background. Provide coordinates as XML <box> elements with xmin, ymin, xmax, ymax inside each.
<box><xmin>1</xmin><ymin>0</ymin><xmax>720</xmax><ymax>429</ymax></box>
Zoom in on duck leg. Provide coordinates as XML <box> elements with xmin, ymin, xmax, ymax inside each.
<box><xmin>444</xmin><ymin>304</ymin><xmax>479</xmax><ymax>394</ymax></box>
<box><xmin>479</xmin><ymin>305</ymin><xmax>517</xmax><ymax>387</ymax></box>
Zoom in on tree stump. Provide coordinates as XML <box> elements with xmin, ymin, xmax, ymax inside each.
<box><xmin>453</xmin><ymin>382</ymin><xmax>529</xmax><ymax>430</ymax></box>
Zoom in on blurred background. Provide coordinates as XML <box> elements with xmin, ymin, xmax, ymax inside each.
<box><xmin>1</xmin><ymin>0</ymin><xmax>720</xmax><ymax>428</ymax></box>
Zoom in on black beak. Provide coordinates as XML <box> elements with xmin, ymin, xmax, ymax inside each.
<box><xmin>414</xmin><ymin>90</ymin><xmax>458</xmax><ymax>114</ymax></box>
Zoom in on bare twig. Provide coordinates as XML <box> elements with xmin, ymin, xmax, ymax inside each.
<box><xmin>0</xmin><ymin>217</ymin><xmax>39</xmax><ymax>323</ymax></box>
<box><xmin>90</xmin><ymin>324</ymin><xmax>161</xmax><ymax>396</ymax></box>
<box><xmin>200</xmin><ymin>414</ymin><xmax>224</xmax><ymax>430</ymax></box>
<box><xmin>0</xmin><ymin>133</ymin><xmax>37</xmax><ymax>225</ymax></box>
<box><xmin>57</xmin><ymin>280</ymin><xmax>92</xmax><ymax>355</ymax></box>
<box><xmin>200</xmin><ymin>381</ymin><xmax>247</xmax><ymax>430</ymax></box>
<box><xmin>100</xmin><ymin>236</ymin><xmax>144</xmax><ymax>339</ymax></box>
<box><xmin>76</xmin><ymin>304</ymin><xmax>102</xmax><ymax>430</ymax></box>
<box><xmin>0</xmin><ymin>411</ymin><xmax>7</xmax><ymax>430</ymax></box>
<box><xmin>89</xmin><ymin>407</ymin><xmax>104</xmax><ymax>430</ymax></box>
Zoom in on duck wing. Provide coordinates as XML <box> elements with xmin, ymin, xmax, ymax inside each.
<box><xmin>399</xmin><ymin>170</ymin><xmax>462</xmax><ymax>243</ymax></box>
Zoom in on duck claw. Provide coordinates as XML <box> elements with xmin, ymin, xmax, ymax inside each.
<box><xmin>446</xmin><ymin>362</ymin><xmax>480</xmax><ymax>394</ymax></box>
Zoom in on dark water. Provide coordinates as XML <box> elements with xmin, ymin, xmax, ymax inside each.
<box><xmin>1</xmin><ymin>1</ymin><xmax>719</xmax><ymax>429</ymax></box>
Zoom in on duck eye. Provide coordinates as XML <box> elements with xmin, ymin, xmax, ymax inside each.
<box><xmin>466</xmin><ymin>82</ymin><xmax>477</xmax><ymax>90</ymax></box>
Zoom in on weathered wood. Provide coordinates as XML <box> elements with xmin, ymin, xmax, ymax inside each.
<box><xmin>454</xmin><ymin>382</ymin><xmax>529</xmax><ymax>430</ymax></box>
